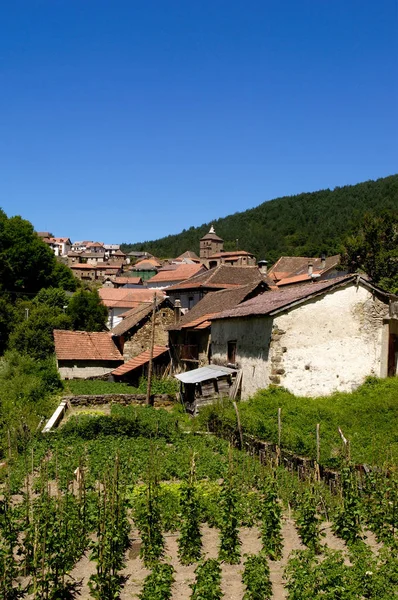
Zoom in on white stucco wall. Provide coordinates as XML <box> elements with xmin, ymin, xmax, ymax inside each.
<box><xmin>211</xmin><ymin>316</ymin><xmax>273</xmax><ymax>399</ymax></box>
<box><xmin>211</xmin><ymin>283</ymin><xmax>388</xmax><ymax>399</ymax></box>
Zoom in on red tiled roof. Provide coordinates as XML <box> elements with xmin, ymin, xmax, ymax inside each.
<box><xmin>113</xmin><ymin>276</ymin><xmax>142</xmax><ymax>285</ymax></box>
<box><xmin>168</xmin><ymin>264</ymin><xmax>269</xmax><ymax>292</ymax></box>
<box><xmin>99</xmin><ymin>288</ymin><xmax>165</xmax><ymax>309</ymax></box>
<box><xmin>111</xmin><ymin>346</ymin><xmax>169</xmax><ymax>376</ymax></box>
<box><xmin>71</xmin><ymin>263</ymin><xmax>97</xmax><ymax>270</ymax></box>
<box><xmin>53</xmin><ymin>330</ymin><xmax>123</xmax><ymax>361</ymax></box>
<box><xmin>169</xmin><ymin>281</ymin><xmax>269</xmax><ymax>331</ymax></box>
<box><xmin>134</xmin><ymin>258</ymin><xmax>162</xmax><ymax>269</ymax></box>
<box><xmin>147</xmin><ymin>263</ymin><xmax>205</xmax><ymax>283</ymax></box>
<box><xmin>268</xmin><ymin>255</ymin><xmax>340</xmax><ymax>282</ymax></box>
<box><xmin>212</xmin><ymin>275</ymin><xmax>356</xmax><ymax>320</ymax></box>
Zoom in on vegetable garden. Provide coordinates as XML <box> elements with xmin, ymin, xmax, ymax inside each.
<box><xmin>0</xmin><ymin>405</ymin><xmax>397</xmax><ymax>599</ymax></box>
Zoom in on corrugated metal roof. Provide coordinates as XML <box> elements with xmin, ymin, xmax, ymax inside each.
<box><xmin>175</xmin><ymin>364</ymin><xmax>236</xmax><ymax>384</ymax></box>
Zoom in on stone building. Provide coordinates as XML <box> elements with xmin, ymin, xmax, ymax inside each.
<box><xmin>111</xmin><ymin>297</ymin><xmax>174</xmax><ymax>361</ymax></box>
<box><xmin>210</xmin><ymin>275</ymin><xmax>394</xmax><ymax>399</ymax></box>
<box><xmin>53</xmin><ymin>330</ymin><xmax>123</xmax><ymax>379</ymax></box>
<box><xmin>199</xmin><ymin>226</ymin><xmax>224</xmax><ymax>259</ymax></box>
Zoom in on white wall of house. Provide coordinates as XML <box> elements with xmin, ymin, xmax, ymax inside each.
<box><xmin>211</xmin><ymin>284</ymin><xmax>389</xmax><ymax>399</ymax></box>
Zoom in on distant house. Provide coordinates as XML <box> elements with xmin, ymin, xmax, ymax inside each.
<box><xmin>207</xmin><ymin>250</ymin><xmax>257</xmax><ymax>269</ymax></box>
<box><xmin>168</xmin><ymin>281</ymin><xmax>269</xmax><ymax>369</ymax></box>
<box><xmin>130</xmin><ymin>258</ymin><xmax>162</xmax><ymax>281</ymax></box>
<box><xmin>167</xmin><ymin>264</ymin><xmax>272</xmax><ymax>310</ymax></box>
<box><xmin>111</xmin><ymin>297</ymin><xmax>174</xmax><ymax>361</ymax></box>
<box><xmin>85</xmin><ymin>242</ymin><xmax>105</xmax><ymax>253</ymax></box>
<box><xmin>268</xmin><ymin>255</ymin><xmax>342</xmax><ymax>287</ymax></box>
<box><xmin>53</xmin><ymin>330</ymin><xmax>123</xmax><ymax>379</ymax></box>
<box><xmin>210</xmin><ymin>275</ymin><xmax>395</xmax><ymax>399</ymax></box>
<box><xmin>42</xmin><ymin>237</ymin><xmax>71</xmax><ymax>256</ymax></box>
<box><xmin>71</xmin><ymin>263</ymin><xmax>99</xmax><ymax>281</ymax></box>
<box><xmin>98</xmin><ymin>287</ymin><xmax>166</xmax><ymax>328</ymax></box>
<box><xmin>147</xmin><ymin>263</ymin><xmax>206</xmax><ymax>289</ymax></box>
<box><xmin>102</xmin><ymin>276</ymin><xmax>143</xmax><ymax>288</ymax></box>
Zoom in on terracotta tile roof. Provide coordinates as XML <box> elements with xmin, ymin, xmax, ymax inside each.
<box><xmin>276</xmin><ymin>273</ymin><xmax>314</xmax><ymax>286</ymax></box>
<box><xmin>53</xmin><ymin>330</ymin><xmax>123</xmax><ymax>361</ymax></box>
<box><xmin>168</xmin><ymin>264</ymin><xmax>269</xmax><ymax>291</ymax></box>
<box><xmin>147</xmin><ymin>263</ymin><xmax>205</xmax><ymax>283</ymax></box>
<box><xmin>111</xmin><ymin>297</ymin><xmax>168</xmax><ymax>336</ymax></box>
<box><xmin>134</xmin><ymin>258</ymin><xmax>162</xmax><ymax>269</ymax></box>
<box><xmin>212</xmin><ymin>275</ymin><xmax>357</xmax><ymax>320</ymax></box>
<box><xmin>99</xmin><ymin>288</ymin><xmax>165</xmax><ymax>309</ymax></box>
<box><xmin>180</xmin><ymin>313</ymin><xmax>219</xmax><ymax>329</ymax></box>
<box><xmin>169</xmin><ymin>281</ymin><xmax>268</xmax><ymax>331</ymax></box>
<box><xmin>269</xmin><ymin>255</ymin><xmax>340</xmax><ymax>282</ymax></box>
<box><xmin>176</xmin><ymin>250</ymin><xmax>201</xmax><ymax>261</ymax></box>
<box><xmin>113</xmin><ymin>276</ymin><xmax>142</xmax><ymax>285</ymax></box>
<box><xmin>200</xmin><ymin>231</ymin><xmax>224</xmax><ymax>242</ymax></box>
<box><xmin>111</xmin><ymin>346</ymin><xmax>169</xmax><ymax>376</ymax></box>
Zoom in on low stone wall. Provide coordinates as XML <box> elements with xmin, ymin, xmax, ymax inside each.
<box><xmin>63</xmin><ymin>393</ymin><xmax>175</xmax><ymax>407</ymax></box>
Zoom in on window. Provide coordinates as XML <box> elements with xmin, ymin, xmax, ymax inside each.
<box><xmin>188</xmin><ymin>296</ymin><xmax>194</xmax><ymax>309</ymax></box>
<box><xmin>227</xmin><ymin>340</ymin><xmax>237</xmax><ymax>364</ymax></box>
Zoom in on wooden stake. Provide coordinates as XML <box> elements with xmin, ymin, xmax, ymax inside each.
<box><xmin>316</xmin><ymin>423</ymin><xmax>320</xmax><ymax>464</ymax></box>
<box><xmin>146</xmin><ymin>294</ymin><xmax>157</xmax><ymax>406</ymax></box>
<box><xmin>233</xmin><ymin>400</ymin><xmax>244</xmax><ymax>449</ymax></box>
<box><xmin>277</xmin><ymin>407</ymin><xmax>282</xmax><ymax>465</ymax></box>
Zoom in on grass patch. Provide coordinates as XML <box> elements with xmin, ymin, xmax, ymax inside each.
<box><xmin>64</xmin><ymin>379</ymin><xmax>135</xmax><ymax>395</ymax></box>
<box><xmin>197</xmin><ymin>377</ymin><xmax>398</xmax><ymax>468</ymax></box>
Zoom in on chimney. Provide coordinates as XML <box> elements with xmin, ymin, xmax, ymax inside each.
<box><xmin>320</xmin><ymin>253</ymin><xmax>326</xmax><ymax>270</ymax></box>
<box><xmin>174</xmin><ymin>299</ymin><xmax>182</xmax><ymax>324</ymax></box>
<box><xmin>258</xmin><ymin>260</ymin><xmax>268</xmax><ymax>276</ymax></box>
<box><xmin>308</xmin><ymin>261</ymin><xmax>313</xmax><ymax>276</ymax></box>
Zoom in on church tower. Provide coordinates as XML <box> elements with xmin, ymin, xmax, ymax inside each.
<box><xmin>200</xmin><ymin>225</ymin><xmax>224</xmax><ymax>259</ymax></box>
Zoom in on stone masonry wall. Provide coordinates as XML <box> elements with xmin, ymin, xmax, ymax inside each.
<box><xmin>123</xmin><ymin>307</ymin><xmax>175</xmax><ymax>360</ymax></box>
<box><xmin>64</xmin><ymin>393</ymin><xmax>175</xmax><ymax>407</ymax></box>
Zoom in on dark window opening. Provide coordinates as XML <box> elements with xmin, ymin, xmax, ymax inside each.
<box><xmin>227</xmin><ymin>340</ymin><xmax>237</xmax><ymax>364</ymax></box>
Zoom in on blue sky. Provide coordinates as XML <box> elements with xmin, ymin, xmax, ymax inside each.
<box><xmin>0</xmin><ymin>1</ymin><xmax>397</xmax><ymax>244</ymax></box>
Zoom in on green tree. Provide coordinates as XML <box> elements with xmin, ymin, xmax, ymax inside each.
<box><xmin>52</xmin><ymin>261</ymin><xmax>78</xmax><ymax>291</ymax></box>
<box><xmin>33</xmin><ymin>287</ymin><xmax>69</xmax><ymax>310</ymax></box>
<box><xmin>8</xmin><ymin>305</ymin><xmax>72</xmax><ymax>360</ymax></box>
<box><xmin>67</xmin><ymin>289</ymin><xmax>108</xmax><ymax>331</ymax></box>
<box><xmin>342</xmin><ymin>211</ymin><xmax>398</xmax><ymax>293</ymax></box>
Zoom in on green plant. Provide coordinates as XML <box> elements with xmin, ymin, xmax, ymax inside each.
<box><xmin>242</xmin><ymin>553</ymin><xmax>272</xmax><ymax>600</ymax></box>
<box><xmin>177</xmin><ymin>458</ymin><xmax>202</xmax><ymax>564</ymax></box>
<box><xmin>139</xmin><ymin>563</ymin><xmax>174</xmax><ymax>600</ymax></box>
<box><xmin>135</xmin><ymin>475</ymin><xmax>165</xmax><ymax>568</ymax></box>
<box><xmin>190</xmin><ymin>559</ymin><xmax>223</xmax><ymax>600</ymax></box>
<box><xmin>332</xmin><ymin>467</ymin><xmax>363</xmax><ymax>545</ymax></box>
<box><xmin>260</xmin><ymin>476</ymin><xmax>283</xmax><ymax>560</ymax></box>
<box><xmin>218</xmin><ymin>463</ymin><xmax>241</xmax><ymax>564</ymax></box>
<box><xmin>296</xmin><ymin>490</ymin><xmax>324</xmax><ymax>553</ymax></box>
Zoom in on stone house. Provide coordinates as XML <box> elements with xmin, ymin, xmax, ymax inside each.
<box><xmin>53</xmin><ymin>330</ymin><xmax>123</xmax><ymax>379</ymax></box>
<box><xmin>210</xmin><ymin>275</ymin><xmax>395</xmax><ymax>399</ymax></box>
<box><xmin>168</xmin><ymin>281</ymin><xmax>269</xmax><ymax>370</ymax></box>
<box><xmin>200</xmin><ymin>226</ymin><xmax>224</xmax><ymax>259</ymax></box>
<box><xmin>207</xmin><ymin>250</ymin><xmax>257</xmax><ymax>269</ymax></box>
<box><xmin>111</xmin><ymin>297</ymin><xmax>174</xmax><ymax>361</ymax></box>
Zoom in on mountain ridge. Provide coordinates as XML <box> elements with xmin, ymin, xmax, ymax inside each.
<box><xmin>121</xmin><ymin>174</ymin><xmax>398</xmax><ymax>263</ymax></box>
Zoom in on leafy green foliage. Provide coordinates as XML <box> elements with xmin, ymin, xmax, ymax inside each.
<box><xmin>135</xmin><ymin>475</ymin><xmax>165</xmax><ymax>568</ymax></box>
<box><xmin>197</xmin><ymin>377</ymin><xmax>398</xmax><ymax>467</ymax></box>
<box><xmin>362</xmin><ymin>470</ymin><xmax>398</xmax><ymax>546</ymax></box>
<box><xmin>190</xmin><ymin>559</ymin><xmax>223</xmax><ymax>600</ymax></box>
<box><xmin>242</xmin><ymin>553</ymin><xmax>272</xmax><ymax>600</ymax></box>
<box><xmin>121</xmin><ymin>175</ymin><xmax>398</xmax><ymax>263</ymax></box>
<box><xmin>259</xmin><ymin>477</ymin><xmax>283</xmax><ymax>561</ymax></box>
<box><xmin>177</xmin><ymin>459</ymin><xmax>202</xmax><ymax>565</ymax></box>
<box><xmin>67</xmin><ymin>288</ymin><xmax>108</xmax><ymax>331</ymax></box>
<box><xmin>332</xmin><ymin>467</ymin><xmax>363</xmax><ymax>545</ymax></box>
<box><xmin>0</xmin><ymin>351</ymin><xmax>61</xmax><ymax>458</ymax></box>
<box><xmin>139</xmin><ymin>563</ymin><xmax>175</xmax><ymax>600</ymax></box>
<box><xmin>342</xmin><ymin>210</ymin><xmax>398</xmax><ymax>293</ymax></box>
<box><xmin>8</xmin><ymin>305</ymin><xmax>71</xmax><ymax>360</ymax></box>
<box><xmin>295</xmin><ymin>490</ymin><xmax>325</xmax><ymax>553</ymax></box>
<box><xmin>218</xmin><ymin>466</ymin><xmax>241</xmax><ymax>564</ymax></box>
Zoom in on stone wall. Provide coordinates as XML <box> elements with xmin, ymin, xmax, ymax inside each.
<box><xmin>63</xmin><ymin>393</ymin><xmax>175</xmax><ymax>407</ymax></box>
<box><xmin>123</xmin><ymin>307</ymin><xmax>174</xmax><ymax>360</ymax></box>
<box><xmin>211</xmin><ymin>282</ymin><xmax>389</xmax><ymax>399</ymax></box>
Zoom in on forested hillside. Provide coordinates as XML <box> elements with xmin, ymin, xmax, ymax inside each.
<box><xmin>122</xmin><ymin>175</ymin><xmax>398</xmax><ymax>262</ymax></box>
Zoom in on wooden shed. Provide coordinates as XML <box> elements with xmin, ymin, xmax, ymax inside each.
<box><xmin>175</xmin><ymin>365</ymin><xmax>237</xmax><ymax>414</ymax></box>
